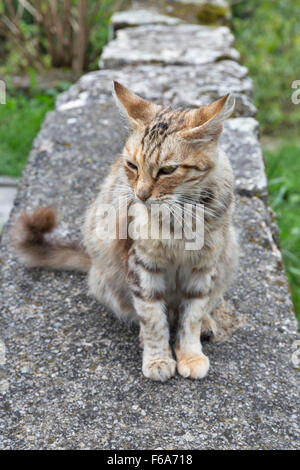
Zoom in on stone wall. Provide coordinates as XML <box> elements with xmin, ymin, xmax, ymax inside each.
<box><xmin>117</xmin><ymin>1</ymin><xmax>231</xmax><ymax>25</ymax></box>
<box><xmin>0</xmin><ymin>1</ymin><xmax>299</xmax><ymax>449</ymax></box>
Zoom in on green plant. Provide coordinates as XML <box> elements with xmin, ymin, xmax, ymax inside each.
<box><xmin>231</xmin><ymin>1</ymin><xmax>300</xmax><ymax>322</ymax></box>
<box><xmin>232</xmin><ymin>0</ymin><xmax>300</xmax><ymax>136</ymax></box>
<box><xmin>0</xmin><ymin>81</ymin><xmax>71</xmax><ymax>177</ymax></box>
<box><xmin>0</xmin><ymin>0</ymin><xmax>118</xmax><ymax>76</ymax></box>
<box><xmin>265</xmin><ymin>141</ymin><xmax>300</xmax><ymax>320</ymax></box>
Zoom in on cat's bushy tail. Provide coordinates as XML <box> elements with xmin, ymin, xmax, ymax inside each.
<box><xmin>13</xmin><ymin>206</ymin><xmax>91</xmax><ymax>272</ymax></box>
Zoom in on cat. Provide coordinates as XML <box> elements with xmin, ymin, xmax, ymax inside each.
<box><xmin>13</xmin><ymin>81</ymin><xmax>239</xmax><ymax>382</ymax></box>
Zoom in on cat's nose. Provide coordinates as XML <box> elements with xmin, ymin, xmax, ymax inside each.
<box><xmin>136</xmin><ymin>180</ymin><xmax>152</xmax><ymax>201</ymax></box>
<box><xmin>135</xmin><ymin>185</ymin><xmax>152</xmax><ymax>201</ymax></box>
<box><xmin>136</xmin><ymin>190</ymin><xmax>150</xmax><ymax>201</ymax></box>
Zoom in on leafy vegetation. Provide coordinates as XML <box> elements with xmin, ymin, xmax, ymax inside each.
<box><xmin>0</xmin><ymin>1</ymin><xmax>116</xmax><ymax>177</ymax></box>
<box><xmin>0</xmin><ymin>0</ymin><xmax>117</xmax><ymax>76</ymax></box>
<box><xmin>232</xmin><ymin>0</ymin><xmax>300</xmax><ymax>321</ymax></box>
<box><xmin>232</xmin><ymin>0</ymin><xmax>300</xmax><ymax>136</ymax></box>
<box><xmin>0</xmin><ymin>80</ymin><xmax>71</xmax><ymax>177</ymax></box>
<box><xmin>0</xmin><ymin>92</ymin><xmax>53</xmax><ymax>177</ymax></box>
<box><xmin>265</xmin><ymin>141</ymin><xmax>300</xmax><ymax>318</ymax></box>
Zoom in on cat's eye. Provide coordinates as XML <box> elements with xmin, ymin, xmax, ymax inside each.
<box><xmin>157</xmin><ymin>165</ymin><xmax>178</xmax><ymax>177</ymax></box>
<box><xmin>126</xmin><ymin>160</ymin><xmax>138</xmax><ymax>171</ymax></box>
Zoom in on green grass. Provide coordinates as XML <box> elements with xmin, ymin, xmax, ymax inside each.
<box><xmin>232</xmin><ymin>1</ymin><xmax>300</xmax><ymax>323</ymax></box>
<box><xmin>0</xmin><ymin>91</ymin><xmax>54</xmax><ymax>177</ymax></box>
<box><xmin>265</xmin><ymin>141</ymin><xmax>300</xmax><ymax>319</ymax></box>
<box><xmin>0</xmin><ymin>80</ymin><xmax>72</xmax><ymax>177</ymax></box>
<box><xmin>232</xmin><ymin>0</ymin><xmax>300</xmax><ymax>136</ymax></box>
<box><xmin>0</xmin><ymin>0</ymin><xmax>115</xmax><ymax>177</ymax></box>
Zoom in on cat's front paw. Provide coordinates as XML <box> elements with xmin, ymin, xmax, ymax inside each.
<box><xmin>142</xmin><ymin>356</ymin><xmax>176</xmax><ymax>382</ymax></box>
<box><xmin>176</xmin><ymin>353</ymin><xmax>210</xmax><ymax>379</ymax></box>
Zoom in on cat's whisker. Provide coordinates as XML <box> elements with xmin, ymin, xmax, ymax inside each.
<box><xmin>167</xmin><ymin>202</ymin><xmax>205</xmax><ymax>227</ymax></box>
<box><xmin>172</xmin><ymin>193</ymin><xmax>228</xmax><ymax>218</ymax></box>
<box><xmin>13</xmin><ymin>84</ymin><xmax>238</xmax><ymax>383</ymax></box>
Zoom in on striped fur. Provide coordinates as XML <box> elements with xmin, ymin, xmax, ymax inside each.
<box><xmin>14</xmin><ymin>83</ymin><xmax>238</xmax><ymax>381</ymax></box>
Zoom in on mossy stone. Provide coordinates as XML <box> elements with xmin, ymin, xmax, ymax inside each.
<box><xmin>196</xmin><ymin>4</ymin><xmax>231</xmax><ymax>25</ymax></box>
<box><xmin>119</xmin><ymin>0</ymin><xmax>231</xmax><ymax>25</ymax></box>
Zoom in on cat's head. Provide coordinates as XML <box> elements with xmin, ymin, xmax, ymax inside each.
<box><xmin>114</xmin><ymin>81</ymin><xmax>234</xmax><ymax>204</ymax></box>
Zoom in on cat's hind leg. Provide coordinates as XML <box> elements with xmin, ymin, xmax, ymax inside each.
<box><xmin>88</xmin><ymin>264</ymin><xmax>136</xmax><ymax>321</ymax></box>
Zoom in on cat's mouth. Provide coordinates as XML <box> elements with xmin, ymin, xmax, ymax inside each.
<box><xmin>134</xmin><ymin>195</ymin><xmax>170</xmax><ymax>206</ymax></box>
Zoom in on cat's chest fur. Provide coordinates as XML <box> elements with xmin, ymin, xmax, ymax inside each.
<box><xmin>132</xmin><ymin>238</ymin><xmax>219</xmax><ymax>296</ymax></box>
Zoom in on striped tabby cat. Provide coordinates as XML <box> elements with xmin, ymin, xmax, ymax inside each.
<box><xmin>14</xmin><ymin>82</ymin><xmax>238</xmax><ymax>382</ymax></box>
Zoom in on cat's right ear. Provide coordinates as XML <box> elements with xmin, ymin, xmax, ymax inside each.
<box><xmin>113</xmin><ymin>81</ymin><xmax>159</xmax><ymax>127</ymax></box>
<box><xmin>179</xmin><ymin>94</ymin><xmax>235</xmax><ymax>144</ymax></box>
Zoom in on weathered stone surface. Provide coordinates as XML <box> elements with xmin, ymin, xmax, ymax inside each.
<box><xmin>100</xmin><ymin>24</ymin><xmax>239</xmax><ymax>68</ymax></box>
<box><xmin>119</xmin><ymin>0</ymin><xmax>231</xmax><ymax>25</ymax></box>
<box><xmin>0</xmin><ymin>186</ymin><xmax>17</xmax><ymax>232</ymax></box>
<box><xmin>111</xmin><ymin>9</ymin><xmax>183</xmax><ymax>33</ymax></box>
<box><xmin>57</xmin><ymin>61</ymin><xmax>256</xmax><ymax>117</ymax></box>
<box><xmin>0</xmin><ymin>90</ymin><xmax>299</xmax><ymax>449</ymax></box>
<box><xmin>222</xmin><ymin>118</ymin><xmax>268</xmax><ymax>199</ymax></box>
<box><xmin>1</xmin><ymin>4</ymin><xmax>299</xmax><ymax>451</ymax></box>
<box><xmin>0</xmin><ymin>178</ymin><xmax>19</xmax><ymax>231</ymax></box>
<box><xmin>0</xmin><ymin>184</ymin><xmax>298</xmax><ymax>449</ymax></box>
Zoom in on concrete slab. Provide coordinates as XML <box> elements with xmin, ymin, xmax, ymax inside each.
<box><xmin>0</xmin><ymin>4</ymin><xmax>298</xmax><ymax>451</ymax></box>
<box><xmin>100</xmin><ymin>24</ymin><xmax>239</xmax><ymax>68</ymax></box>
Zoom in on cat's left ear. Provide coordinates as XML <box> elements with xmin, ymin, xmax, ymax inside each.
<box><xmin>179</xmin><ymin>94</ymin><xmax>235</xmax><ymax>143</ymax></box>
<box><xmin>113</xmin><ymin>81</ymin><xmax>159</xmax><ymax>127</ymax></box>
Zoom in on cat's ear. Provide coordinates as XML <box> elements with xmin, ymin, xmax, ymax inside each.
<box><xmin>113</xmin><ymin>81</ymin><xmax>159</xmax><ymax>127</ymax></box>
<box><xmin>179</xmin><ymin>94</ymin><xmax>235</xmax><ymax>143</ymax></box>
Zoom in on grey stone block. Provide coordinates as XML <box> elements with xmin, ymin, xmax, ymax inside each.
<box><xmin>0</xmin><ymin>186</ymin><xmax>18</xmax><ymax>232</ymax></box>
<box><xmin>57</xmin><ymin>61</ymin><xmax>256</xmax><ymax>118</ymax></box>
<box><xmin>100</xmin><ymin>24</ymin><xmax>239</xmax><ymax>68</ymax></box>
<box><xmin>0</xmin><ymin>5</ymin><xmax>298</xmax><ymax>451</ymax></box>
<box><xmin>221</xmin><ymin>118</ymin><xmax>268</xmax><ymax>199</ymax></box>
<box><xmin>0</xmin><ymin>80</ymin><xmax>298</xmax><ymax>452</ymax></box>
<box><xmin>111</xmin><ymin>9</ymin><xmax>183</xmax><ymax>32</ymax></box>
<box><xmin>119</xmin><ymin>0</ymin><xmax>231</xmax><ymax>25</ymax></box>
<box><xmin>0</xmin><ymin>183</ymin><xmax>298</xmax><ymax>448</ymax></box>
